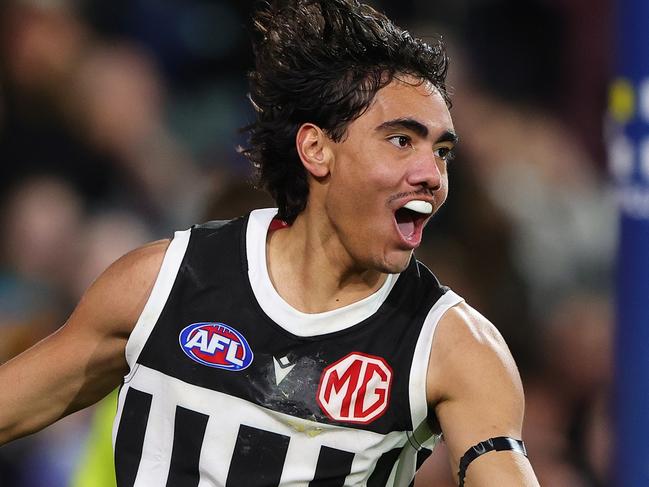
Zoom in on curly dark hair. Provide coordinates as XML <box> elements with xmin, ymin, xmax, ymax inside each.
<box><xmin>241</xmin><ymin>0</ymin><xmax>450</xmax><ymax>223</ymax></box>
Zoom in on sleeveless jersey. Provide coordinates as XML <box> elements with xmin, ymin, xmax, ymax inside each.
<box><xmin>112</xmin><ymin>208</ymin><xmax>464</xmax><ymax>487</ymax></box>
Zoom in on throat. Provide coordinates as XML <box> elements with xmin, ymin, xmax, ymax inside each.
<box><xmin>267</xmin><ymin>224</ymin><xmax>387</xmax><ymax>312</ymax></box>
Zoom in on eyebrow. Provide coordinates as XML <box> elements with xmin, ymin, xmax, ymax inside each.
<box><xmin>436</xmin><ymin>130</ymin><xmax>459</xmax><ymax>145</ymax></box>
<box><xmin>376</xmin><ymin>118</ymin><xmax>428</xmax><ymax>137</ymax></box>
<box><xmin>375</xmin><ymin>118</ymin><xmax>458</xmax><ymax>144</ymax></box>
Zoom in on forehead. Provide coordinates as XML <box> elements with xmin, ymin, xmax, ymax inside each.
<box><xmin>352</xmin><ymin>78</ymin><xmax>453</xmax><ymax>135</ymax></box>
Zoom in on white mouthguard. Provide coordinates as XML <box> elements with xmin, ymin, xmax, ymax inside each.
<box><xmin>403</xmin><ymin>200</ymin><xmax>433</xmax><ymax>214</ymax></box>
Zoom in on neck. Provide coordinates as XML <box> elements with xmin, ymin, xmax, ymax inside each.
<box><xmin>266</xmin><ymin>208</ymin><xmax>387</xmax><ymax>313</ymax></box>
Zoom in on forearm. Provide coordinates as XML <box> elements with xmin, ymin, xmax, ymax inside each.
<box><xmin>0</xmin><ymin>328</ymin><xmax>126</xmax><ymax>445</ymax></box>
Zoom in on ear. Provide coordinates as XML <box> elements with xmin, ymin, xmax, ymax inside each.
<box><xmin>296</xmin><ymin>123</ymin><xmax>331</xmax><ymax>178</ymax></box>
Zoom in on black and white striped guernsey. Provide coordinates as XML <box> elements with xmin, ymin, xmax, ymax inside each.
<box><xmin>113</xmin><ymin>208</ymin><xmax>464</xmax><ymax>486</ymax></box>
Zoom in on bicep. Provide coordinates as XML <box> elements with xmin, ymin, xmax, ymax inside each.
<box><xmin>427</xmin><ymin>304</ymin><xmax>539</xmax><ymax>486</ymax></box>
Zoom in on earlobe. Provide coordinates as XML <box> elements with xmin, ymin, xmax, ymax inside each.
<box><xmin>296</xmin><ymin>123</ymin><xmax>331</xmax><ymax>178</ymax></box>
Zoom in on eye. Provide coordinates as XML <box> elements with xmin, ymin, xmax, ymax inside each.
<box><xmin>387</xmin><ymin>135</ymin><xmax>412</xmax><ymax>149</ymax></box>
<box><xmin>434</xmin><ymin>146</ymin><xmax>456</xmax><ymax>162</ymax></box>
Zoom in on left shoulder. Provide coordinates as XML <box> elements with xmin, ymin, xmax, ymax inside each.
<box><xmin>426</xmin><ymin>301</ymin><xmax>522</xmax><ymax>407</ymax></box>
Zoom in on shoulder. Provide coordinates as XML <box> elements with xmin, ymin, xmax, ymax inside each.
<box><xmin>102</xmin><ymin>239</ymin><xmax>170</xmax><ymax>283</ymax></box>
<box><xmin>94</xmin><ymin>239</ymin><xmax>170</xmax><ymax>297</ymax></box>
<box><xmin>426</xmin><ymin>301</ymin><xmax>523</xmax><ymax>413</ymax></box>
<box><xmin>433</xmin><ymin>302</ymin><xmax>516</xmax><ymax>368</ymax></box>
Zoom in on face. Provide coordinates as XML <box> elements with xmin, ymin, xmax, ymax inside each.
<box><xmin>320</xmin><ymin>77</ymin><xmax>456</xmax><ymax>274</ymax></box>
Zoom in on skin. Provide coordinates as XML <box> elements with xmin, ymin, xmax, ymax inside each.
<box><xmin>0</xmin><ymin>77</ymin><xmax>539</xmax><ymax>486</ymax></box>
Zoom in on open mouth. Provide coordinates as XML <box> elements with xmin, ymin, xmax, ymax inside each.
<box><xmin>394</xmin><ymin>200</ymin><xmax>432</xmax><ymax>242</ymax></box>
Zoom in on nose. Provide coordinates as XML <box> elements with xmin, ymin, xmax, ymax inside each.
<box><xmin>406</xmin><ymin>152</ymin><xmax>443</xmax><ymax>191</ymax></box>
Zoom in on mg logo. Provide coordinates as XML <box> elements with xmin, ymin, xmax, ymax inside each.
<box><xmin>317</xmin><ymin>352</ymin><xmax>393</xmax><ymax>424</ymax></box>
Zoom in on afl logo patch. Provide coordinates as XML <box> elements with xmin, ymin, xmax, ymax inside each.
<box><xmin>317</xmin><ymin>352</ymin><xmax>392</xmax><ymax>424</ymax></box>
<box><xmin>179</xmin><ymin>322</ymin><xmax>253</xmax><ymax>371</ymax></box>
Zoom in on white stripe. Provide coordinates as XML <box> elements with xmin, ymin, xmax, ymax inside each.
<box><xmin>132</xmin><ymin>384</ymin><xmax>177</xmax><ymax>487</ymax></box>
<box><xmin>408</xmin><ymin>290</ymin><xmax>464</xmax><ymax>433</ymax></box>
<box><xmin>124</xmin><ymin>229</ymin><xmax>191</xmax><ymax>375</ymax></box>
<box><xmin>196</xmin><ymin>405</ymin><xmax>240</xmax><ymax>487</ymax></box>
<box><xmin>278</xmin><ymin>440</ymin><xmax>321</xmax><ymax>486</ymax></box>
<box><xmin>391</xmin><ymin>445</ymin><xmax>417</xmax><ymax>487</ymax></box>
<box><xmin>112</xmin><ymin>382</ymin><xmax>130</xmax><ymax>449</ymax></box>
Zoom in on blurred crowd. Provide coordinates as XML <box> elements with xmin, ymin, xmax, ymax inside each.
<box><xmin>0</xmin><ymin>0</ymin><xmax>614</xmax><ymax>486</ymax></box>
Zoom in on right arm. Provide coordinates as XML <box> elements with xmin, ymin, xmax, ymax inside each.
<box><xmin>0</xmin><ymin>239</ymin><xmax>169</xmax><ymax>445</ymax></box>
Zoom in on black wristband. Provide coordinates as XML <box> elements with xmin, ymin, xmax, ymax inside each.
<box><xmin>457</xmin><ymin>436</ymin><xmax>527</xmax><ymax>486</ymax></box>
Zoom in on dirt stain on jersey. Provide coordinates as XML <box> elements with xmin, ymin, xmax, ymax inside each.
<box><xmin>286</xmin><ymin>419</ymin><xmax>324</xmax><ymax>437</ymax></box>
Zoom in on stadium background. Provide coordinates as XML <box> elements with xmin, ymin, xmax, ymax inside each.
<box><xmin>0</xmin><ymin>0</ymin><xmax>615</xmax><ymax>485</ymax></box>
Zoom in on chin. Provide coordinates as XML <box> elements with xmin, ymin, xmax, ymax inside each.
<box><xmin>376</xmin><ymin>251</ymin><xmax>413</xmax><ymax>274</ymax></box>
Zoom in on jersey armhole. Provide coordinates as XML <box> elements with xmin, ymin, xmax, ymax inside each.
<box><xmin>123</xmin><ymin>229</ymin><xmax>191</xmax><ymax>380</ymax></box>
<box><xmin>408</xmin><ymin>290</ymin><xmax>464</xmax><ymax>446</ymax></box>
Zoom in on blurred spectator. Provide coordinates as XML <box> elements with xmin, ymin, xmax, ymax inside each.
<box><xmin>2</xmin><ymin>176</ymin><xmax>83</xmax><ymax>289</ymax></box>
<box><xmin>0</xmin><ymin>0</ymin><xmax>123</xmax><ymax>207</ymax></box>
<box><xmin>67</xmin><ymin>43</ymin><xmax>209</xmax><ymax>229</ymax></box>
<box><xmin>0</xmin><ymin>0</ymin><xmax>211</xmax><ymax>232</ymax></box>
<box><xmin>449</xmin><ymin>59</ymin><xmax>615</xmax><ymax>319</ymax></box>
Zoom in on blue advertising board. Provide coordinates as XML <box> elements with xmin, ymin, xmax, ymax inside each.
<box><xmin>611</xmin><ymin>0</ymin><xmax>649</xmax><ymax>484</ymax></box>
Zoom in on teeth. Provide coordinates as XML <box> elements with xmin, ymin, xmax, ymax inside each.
<box><xmin>403</xmin><ymin>200</ymin><xmax>432</xmax><ymax>214</ymax></box>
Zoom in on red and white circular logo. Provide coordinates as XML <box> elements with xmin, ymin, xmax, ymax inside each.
<box><xmin>317</xmin><ymin>352</ymin><xmax>393</xmax><ymax>424</ymax></box>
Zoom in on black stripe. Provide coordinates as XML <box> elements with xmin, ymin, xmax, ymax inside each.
<box><xmin>226</xmin><ymin>425</ymin><xmax>290</xmax><ymax>487</ymax></box>
<box><xmin>416</xmin><ymin>447</ymin><xmax>432</xmax><ymax>470</ymax></box>
<box><xmin>114</xmin><ymin>388</ymin><xmax>153</xmax><ymax>487</ymax></box>
<box><xmin>309</xmin><ymin>446</ymin><xmax>355</xmax><ymax>487</ymax></box>
<box><xmin>367</xmin><ymin>447</ymin><xmax>402</xmax><ymax>487</ymax></box>
<box><xmin>165</xmin><ymin>406</ymin><xmax>209</xmax><ymax>487</ymax></box>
